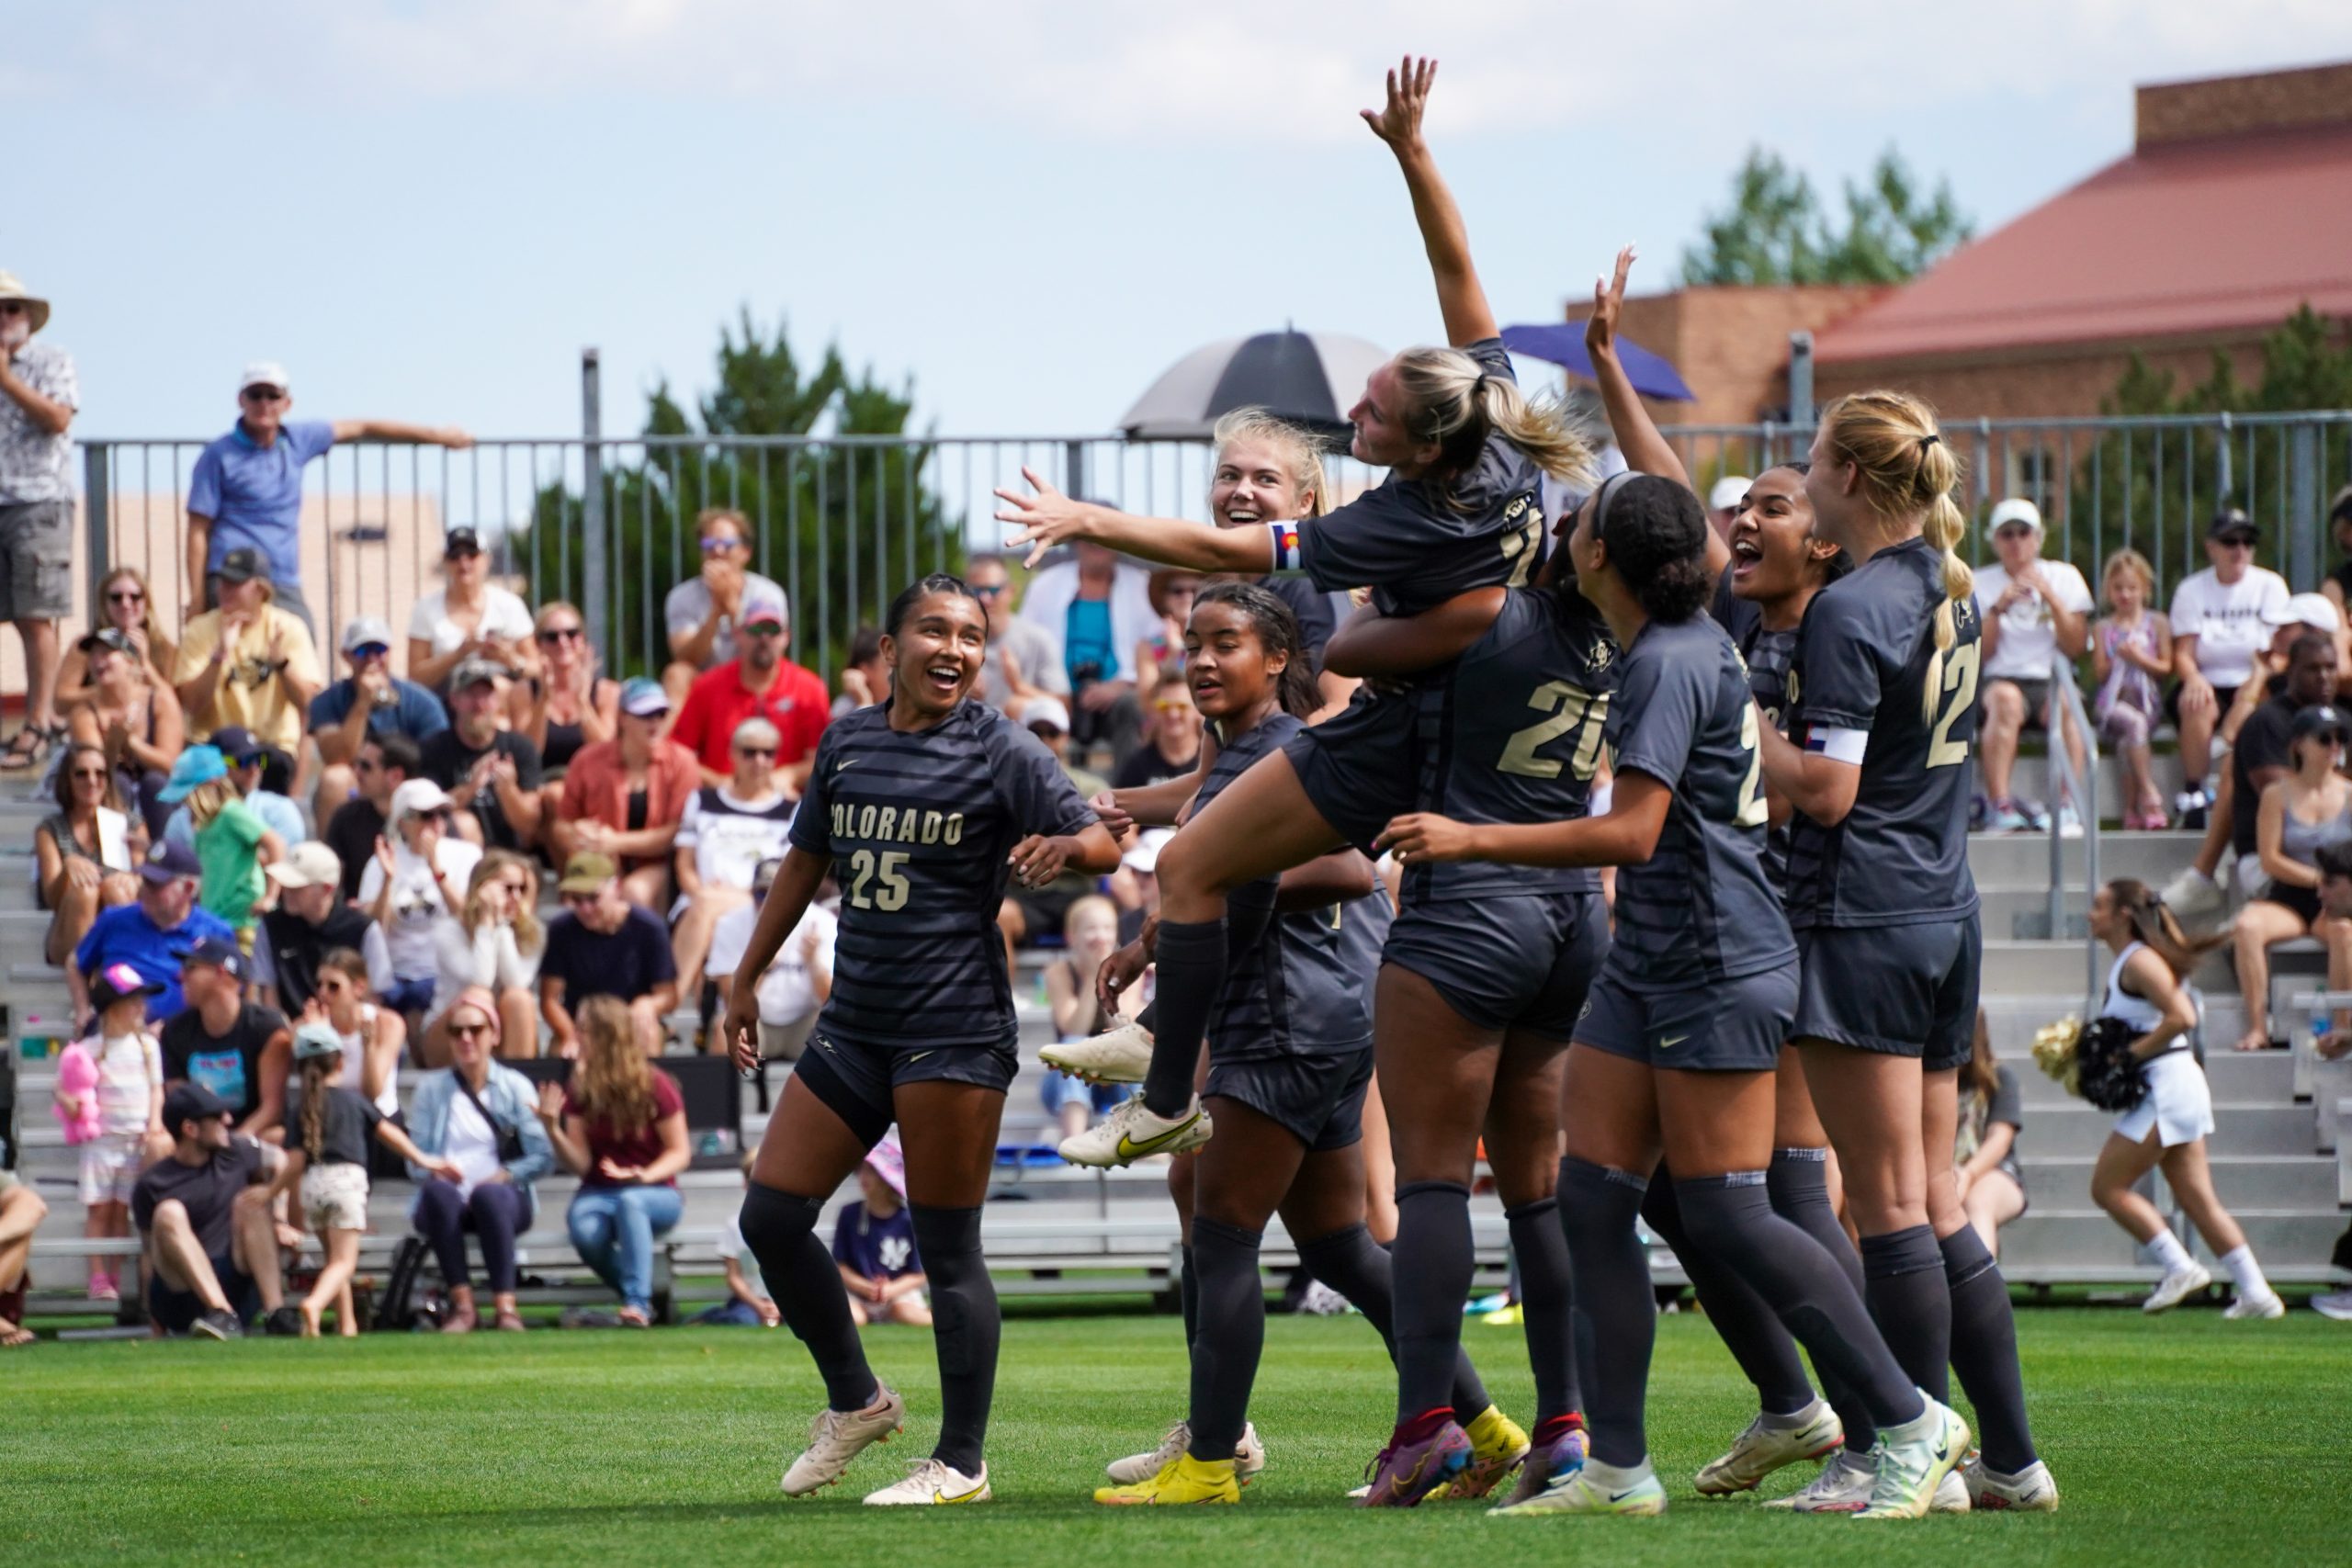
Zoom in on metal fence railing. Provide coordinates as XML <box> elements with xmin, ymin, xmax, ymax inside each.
<box><xmin>66</xmin><ymin>407</ymin><xmax>2352</xmax><ymax>691</ymax></box>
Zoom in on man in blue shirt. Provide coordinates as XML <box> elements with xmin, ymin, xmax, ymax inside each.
<box><xmin>308</xmin><ymin>614</ymin><xmax>448</xmax><ymax>826</ymax></box>
<box><xmin>70</xmin><ymin>840</ymin><xmax>235</xmax><ymax>1027</ymax></box>
<box><xmin>184</xmin><ymin>361</ymin><xmax>470</xmax><ymax>637</ymax></box>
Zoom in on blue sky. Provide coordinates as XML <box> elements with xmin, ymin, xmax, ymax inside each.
<box><xmin>15</xmin><ymin>2</ymin><xmax>2352</xmax><ymax>443</ymax></box>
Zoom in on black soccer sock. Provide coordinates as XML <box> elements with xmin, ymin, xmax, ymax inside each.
<box><xmin>1676</xmin><ymin>1175</ymin><xmax>1926</xmax><ymax>1432</ymax></box>
<box><xmin>1184</xmin><ymin>1217</ymin><xmax>1267</xmax><ymax>1462</ymax></box>
<box><xmin>1940</xmin><ymin>1225</ymin><xmax>2039</xmax><ymax>1472</ymax></box>
<box><xmin>1139</xmin><ymin>919</ymin><xmax>1225</xmax><ymax>1117</ymax></box>
<box><xmin>1769</xmin><ymin>1147</ymin><xmax>1876</xmax><ymax>1451</ymax></box>
<box><xmin>1391</xmin><ymin>1180</ymin><xmax>1476</xmax><ymax>1425</ymax></box>
<box><xmin>1507</xmin><ymin>1197</ymin><xmax>1585</xmax><ymax>1425</ymax></box>
<box><xmin>1297</xmin><ymin>1222</ymin><xmax>1493</xmax><ymax>1422</ymax></box>
<box><xmin>1179</xmin><ymin>1242</ymin><xmax>1199</xmax><ymax>1350</ymax></box>
<box><xmin>1641</xmin><ymin>1177</ymin><xmax>1813</xmax><ymax>1416</ymax></box>
<box><xmin>740</xmin><ymin>1182</ymin><xmax>876</xmax><ymax>1412</ymax></box>
<box><xmin>1860</xmin><ymin>1224</ymin><xmax>1951</xmax><ymax>1404</ymax></box>
<box><xmin>910</xmin><ymin>1204</ymin><xmax>1000</xmax><ymax>1475</ymax></box>
<box><xmin>1555</xmin><ymin>1157</ymin><xmax>1654</xmax><ymax>1470</ymax></box>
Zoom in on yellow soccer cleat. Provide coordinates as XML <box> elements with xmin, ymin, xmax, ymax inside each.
<box><xmin>1093</xmin><ymin>1453</ymin><xmax>1241</xmax><ymax>1506</ymax></box>
<box><xmin>1436</xmin><ymin>1404</ymin><xmax>1531</xmax><ymax>1501</ymax></box>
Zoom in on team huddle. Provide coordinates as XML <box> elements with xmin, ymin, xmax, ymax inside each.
<box><xmin>713</xmin><ymin>57</ymin><xmax>2055</xmax><ymax>1517</ymax></box>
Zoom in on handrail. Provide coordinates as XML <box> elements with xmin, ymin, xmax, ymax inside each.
<box><xmin>2045</xmin><ymin>651</ymin><xmax>2103</xmax><ymax>1008</ymax></box>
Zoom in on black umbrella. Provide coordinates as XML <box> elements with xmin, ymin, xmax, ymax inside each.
<box><xmin>1119</xmin><ymin>329</ymin><xmax>1388</xmax><ymax>442</ymax></box>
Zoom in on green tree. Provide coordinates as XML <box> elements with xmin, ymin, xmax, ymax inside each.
<box><xmin>517</xmin><ymin>311</ymin><xmax>952</xmax><ymax>682</ymax></box>
<box><xmin>1680</xmin><ymin>146</ymin><xmax>1973</xmax><ymax>287</ymax></box>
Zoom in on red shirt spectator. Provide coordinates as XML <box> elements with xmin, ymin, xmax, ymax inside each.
<box><xmin>668</xmin><ymin>585</ymin><xmax>827</xmax><ymax>786</ymax></box>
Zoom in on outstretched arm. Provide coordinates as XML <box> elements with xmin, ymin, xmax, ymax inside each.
<box><xmin>329</xmin><ymin>419</ymin><xmax>473</xmax><ymax>448</ymax></box>
<box><xmin>998</xmin><ymin>468</ymin><xmax>1274</xmax><ymax>572</ymax></box>
<box><xmin>1362</xmin><ymin>56</ymin><xmax>1496</xmax><ymax>348</ymax></box>
<box><xmin>1323</xmin><ymin>588</ymin><xmax>1505</xmax><ymax>679</ymax></box>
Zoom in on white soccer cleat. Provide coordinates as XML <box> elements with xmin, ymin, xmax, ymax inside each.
<box><xmin>1761</xmin><ymin>1448</ymin><xmax>1875</xmax><ymax>1512</ymax></box>
<box><xmin>1856</xmin><ymin>1396</ymin><xmax>1969</xmax><ymax>1520</ymax></box>
<box><xmin>1930</xmin><ymin>1469</ymin><xmax>1972</xmax><ymax>1513</ymax></box>
<box><xmin>2143</xmin><ymin>1261</ymin><xmax>2212</xmax><ymax>1314</ymax></box>
<box><xmin>1041</xmin><ymin>1021</ymin><xmax>1155</xmax><ymax>1086</ymax></box>
<box><xmin>2310</xmin><ymin>1287</ymin><xmax>2352</xmax><ymax>1321</ymax></box>
<box><xmin>1694</xmin><ymin>1400</ymin><xmax>1844</xmax><ymax>1495</ymax></box>
<box><xmin>1058</xmin><ymin>1095</ymin><xmax>1213</xmax><ymax>1167</ymax></box>
<box><xmin>1487</xmin><ymin>1458</ymin><xmax>1666</xmax><ymax>1517</ymax></box>
<box><xmin>2223</xmin><ymin>1289</ymin><xmax>2286</xmax><ymax>1319</ymax></box>
<box><xmin>1106</xmin><ymin>1420</ymin><xmax>1266</xmax><ymax>1485</ymax></box>
<box><xmin>780</xmin><ymin>1384</ymin><xmax>905</xmax><ymax>1496</ymax></box>
<box><xmin>863</xmin><ymin>1457</ymin><xmax>991</xmax><ymax>1506</ymax></box>
<box><xmin>1962</xmin><ymin>1454</ymin><xmax>2061</xmax><ymax>1512</ymax></box>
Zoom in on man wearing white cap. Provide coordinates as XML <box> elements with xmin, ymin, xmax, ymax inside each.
<box><xmin>0</xmin><ymin>270</ymin><xmax>78</xmax><ymax>772</ymax></box>
<box><xmin>185</xmin><ymin>362</ymin><xmax>472</xmax><ymax>637</ymax></box>
<box><xmin>308</xmin><ymin>614</ymin><xmax>449</xmax><ymax>827</ymax></box>
<box><xmin>1973</xmin><ymin>499</ymin><xmax>2093</xmax><ymax>832</ymax></box>
<box><xmin>1706</xmin><ymin>475</ymin><xmax>1750</xmax><ymax>541</ymax></box>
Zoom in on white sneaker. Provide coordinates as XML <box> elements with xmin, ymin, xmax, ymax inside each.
<box><xmin>1106</xmin><ymin>1420</ymin><xmax>1266</xmax><ymax>1485</ymax></box>
<box><xmin>1694</xmin><ymin>1401</ymin><xmax>1844</xmax><ymax>1495</ymax></box>
<box><xmin>1856</xmin><ymin>1396</ymin><xmax>1970</xmax><ymax>1520</ymax></box>
<box><xmin>1058</xmin><ymin>1095</ymin><xmax>1213</xmax><ymax>1167</ymax></box>
<box><xmin>2160</xmin><ymin>867</ymin><xmax>2224</xmax><ymax>919</ymax></box>
<box><xmin>1298</xmin><ymin>1280</ymin><xmax>1349</xmax><ymax>1316</ymax></box>
<box><xmin>2223</xmin><ymin>1289</ymin><xmax>2287</xmax><ymax>1319</ymax></box>
<box><xmin>2143</xmin><ymin>1261</ymin><xmax>2212</xmax><ymax>1314</ymax></box>
<box><xmin>1761</xmin><ymin>1448</ymin><xmax>1875</xmax><ymax>1512</ymax></box>
<box><xmin>780</xmin><ymin>1384</ymin><xmax>906</xmax><ymax>1496</ymax></box>
<box><xmin>1487</xmin><ymin>1458</ymin><xmax>1666</xmax><ymax>1517</ymax></box>
<box><xmin>1962</xmin><ymin>1454</ymin><xmax>2061</xmax><ymax>1512</ymax></box>
<box><xmin>1041</xmin><ymin>1021</ymin><xmax>1154</xmax><ymax>1085</ymax></box>
<box><xmin>863</xmin><ymin>1457</ymin><xmax>991</xmax><ymax>1506</ymax></box>
<box><xmin>1930</xmin><ymin>1469</ymin><xmax>1972</xmax><ymax>1513</ymax></box>
<box><xmin>2312</xmin><ymin>1287</ymin><xmax>2352</xmax><ymax>1321</ymax></box>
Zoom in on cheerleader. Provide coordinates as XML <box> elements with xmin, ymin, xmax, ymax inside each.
<box><xmin>718</xmin><ymin>573</ymin><xmax>1120</xmax><ymax>1506</ymax></box>
<box><xmin>2086</xmin><ymin>880</ymin><xmax>2285</xmax><ymax>1318</ymax></box>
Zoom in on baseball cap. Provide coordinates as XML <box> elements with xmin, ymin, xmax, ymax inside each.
<box><xmin>139</xmin><ymin>838</ymin><xmax>202</xmax><ymax>884</ymax></box>
<box><xmin>341</xmin><ymin>615</ymin><xmax>394</xmax><ymax>655</ymax></box>
<box><xmin>2209</xmin><ymin>507</ymin><xmax>2258</xmax><ymax>540</ymax></box>
<box><xmin>619</xmin><ymin>677</ymin><xmax>670</xmax><ymax>718</ymax></box>
<box><xmin>162</xmin><ymin>1083</ymin><xmax>233</xmax><ymax>1138</ymax></box>
<box><xmin>183</xmin><ymin>935</ymin><xmax>248</xmax><ymax>984</ymax></box>
<box><xmin>2264</xmin><ymin>592</ymin><xmax>2343</xmax><ymax>632</ymax></box>
<box><xmin>740</xmin><ymin>585</ymin><xmax>787</xmax><ymax>629</ymax></box>
<box><xmin>1988</xmin><ymin>498</ymin><xmax>2044</xmax><ymax>536</ymax></box>
<box><xmin>559</xmin><ymin>851</ymin><xmax>618</xmax><ymax>895</ymax></box>
<box><xmin>209</xmin><ymin>726</ymin><xmax>265</xmax><ymax>766</ymax></box>
<box><xmin>1707</xmin><ymin>476</ymin><xmax>1750</xmax><ymax>512</ymax></box>
<box><xmin>863</xmin><ymin>1130</ymin><xmax>908</xmax><ymax>1200</ymax></box>
<box><xmin>155</xmin><ymin>744</ymin><xmax>228</xmax><ymax>804</ymax></box>
<box><xmin>292</xmin><ymin>1021</ymin><xmax>346</xmax><ymax>1061</ymax></box>
<box><xmin>1124</xmin><ymin>827</ymin><xmax>1173</xmax><ymax>874</ymax></box>
<box><xmin>90</xmin><ymin>961</ymin><xmax>164</xmax><ymax>1010</ymax></box>
<box><xmin>442</xmin><ymin>525</ymin><xmax>483</xmax><ymax>559</ymax></box>
<box><xmin>389</xmin><ymin>778</ymin><xmax>456</xmax><ymax>823</ymax></box>
<box><xmin>215</xmin><ymin>546</ymin><xmax>270</xmax><ymax>583</ymax></box>
<box><xmin>76</xmin><ymin>626</ymin><xmax>136</xmax><ymax>657</ymax></box>
<box><xmin>238</xmin><ymin>361</ymin><xmax>289</xmax><ymax>394</ymax></box>
<box><xmin>266</xmin><ymin>840</ymin><xmax>345</xmax><ymax>890</ymax></box>
<box><xmin>1023</xmin><ymin>695</ymin><xmax>1072</xmax><ymax>735</ymax></box>
<box><xmin>752</xmin><ymin>855</ymin><xmax>785</xmax><ymax>895</ymax></box>
<box><xmin>449</xmin><ymin>654</ymin><xmax>507</xmax><ymax>691</ymax></box>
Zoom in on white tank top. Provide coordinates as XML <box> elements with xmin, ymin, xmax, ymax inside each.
<box><xmin>2100</xmin><ymin>942</ymin><xmax>2168</xmax><ymax>1034</ymax></box>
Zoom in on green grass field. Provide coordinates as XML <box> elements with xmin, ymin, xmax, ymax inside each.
<box><xmin>6</xmin><ymin>1306</ymin><xmax>2346</xmax><ymax>1566</ymax></box>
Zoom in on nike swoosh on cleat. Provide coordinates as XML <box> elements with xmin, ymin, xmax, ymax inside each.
<box><xmin>1608</xmin><ymin>1489</ymin><xmax>1640</xmax><ymax>1503</ymax></box>
<box><xmin>932</xmin><ymin>1481</ymin><xmax>988</xmax><ymax>1505</ymax></box>
<box><xmin>1114</xmin><ymin>1119</ymin><xmax>1198</xmax><ymax>1160</ymax></box>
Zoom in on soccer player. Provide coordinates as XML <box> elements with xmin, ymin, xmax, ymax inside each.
<box><xmin>718</xmin><ymin>574</ymin><xmax>1119</xmax><ymax>1507</ymax></box>
<box><xmin>997</xmin><ymin>56</ymin><xmax>1596</xmax><ymax>1166</ymax></box>
<box><xmin>1378</xmin><ymin>473</ymin><xmax>1965</xmax><ymax>1520</ymax></box>
<box><xmin>1755</xmin><ymin>392</ymin><xmax>2052</xmax><ymax>1512</ymax></box>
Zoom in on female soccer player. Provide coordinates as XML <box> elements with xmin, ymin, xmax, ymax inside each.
<box><xmin>1378</xmin><ymin>473</ymin><xmax>1966</xmax><ymax>1519</ymax></box>
<box><xmin>1754</xmin><ymin>392</ymin><xmax>2054</xmax><ymax>1512</ymax></box>
<box><xmin>1082</xmin><ymin>583</ymin><xmax>1513</xmax><ymax>1506</ymax></box>
<box><xmin>997</xmin><ymin>55</ymin><xmax>1594</xmax><ymax>1167</ymax></box>
<box><xmin>718</xmin><ymin>573</ymin><xmax>1120</xmax><ymax>1507</ymax></box>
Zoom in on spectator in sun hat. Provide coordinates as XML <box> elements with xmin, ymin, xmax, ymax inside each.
<box><xmin>408</xmin><ymin>525</ymin><xmax>535</xmax><ymax>696</ymax></box>
<box><xmin>71</xmin><ymin>838</ymin><xmax>234</xmax><ymax>1027</ymax></box>
<box><xmin>309</xmin><ymin>613</ymin><xmax>447</xmax><ymax>826</ymax></box>
<box><xmin>130</xmin><ymin>1080</ymin><xmax>288</xmax><ymax>1339</ymax></box>
<box><xmin>419</xmin><ymin>654</ymin><xmax>544</xmax><ymax>853</ymax></box>
<box><xmin>833</xmin><ymin>1130</ymin><xmax>930</xmax><ymax>1328</ymax></box>
<box><xmin>1705</xmin><ymin>474</ymin><xmax>1750</xmax><ymax>539</ymax></box>
<box><xmin>551</xmin><ymin>675</ymin><xmax>701</xmax><ymax>912</ymax></box>
<box><xmin>359</xmin><ymin>777</ymin><xmax>483</xmax><ymax>1027</ymax></box>
<box><xmin>538</xmin><ymin>851</ymin><xmax>679</xmax><ymax>1058</ymax></box>
<box><xmin>0</xmin><ymin>269</ymin><xmax>79</xmax><ymax>773</ymax></box>
<box><xmin>170</xmin><ymin>547</ymin><xmax>322</xmax><ymax>795</ymax></box>
<box><xmin>187</xmin><ymin>360</ymin><xmax>473</xmax><ymax>637</ymax></box>
<box><xmin>662</xmin><ymin>507</ymin><xmax>787</xmax><ymax>708</ymax></box>
<box><xmin>1974</xmin><ymin>497</ymin><xmax>2095</xmax><ymax>834</ymax></box>
<box><xmin>164</xmin><ymin>725</ymin><xmax>304</xmax><ymax>856</ymax></box>
<box><xmin>254</xmin><ymin>840</ymin><xmax>392</xmax><ymax>1017</ymax></box>
<box><xmin>2168</xmin><ymin>506</ymin><xmax>2291</xmax><ymax>825</ymax></box>
<box><xmin>669</xmin><ymin>581</ymin><xmax>830</xmax><ymax>789</ymax></box>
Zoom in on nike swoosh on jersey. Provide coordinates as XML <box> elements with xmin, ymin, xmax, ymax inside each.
<box><xmin>904</xmin><ymin>1050</ymin><xmax>934</xmax><ymax>1065</ymax></box>
<box><xmin>1658</xmin><ymin>1034</ymin><xmax>1690</xmax><ymax>1049</ymax></box>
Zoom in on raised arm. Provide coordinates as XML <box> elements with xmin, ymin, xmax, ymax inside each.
<box><xmin>1361</xmin><ymin>56</ymin><xmax>1496</xmax><ymax>348</ymax></box>
<box><xmin>1323</xmin><ymin>587</ymin><xmax>1505</xmax><ymax>680</ymax></box>
<box><xmin>1584</xmin><ymin>247</ymin><xmax>1690</xmax><ymax>494</ymax></box>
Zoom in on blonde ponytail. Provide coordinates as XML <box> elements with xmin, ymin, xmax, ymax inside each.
<box><xmin>1390</xmin><ymin>347</ymin><xmax>1596</xmax><ymax>508</ymax></box>
<box><xmin>1819</xmin><ymin>389</ymin><xmax>1973</xmax><ymax>664</ymax></box>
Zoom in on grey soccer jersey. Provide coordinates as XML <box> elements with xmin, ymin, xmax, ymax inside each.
<box><xmin>1783</xmin><ymin>536</ymin><xmax>1983</xmax><ymax>930</ymax></box>
<box><xmin>788</xmin><ymin>701</ymin><xmax>1095</xmax><ymax>1052</ymax></box>
<box><xmin>1713</xmin><ymin>567</ymin><xmax>1801</xmax><ymax>887</ymax></box>
<box><xmin>1406</xmin><ymin>584</ymin><xmax>1616</xmax><ymax>904</ymax></box>
<box><xmin>1600</xmin><ymin>615</ymin><xmax>1796</xmax><ymax>990</ymax></box>
<box><xmin>1290</xmin><ymin>340</ymin><xmax>1549</xmax><ymax>616</ymax></box>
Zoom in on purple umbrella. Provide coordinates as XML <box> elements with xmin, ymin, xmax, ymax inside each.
<box><xmin>1500</xmin><ymin>322</ymin><xmax>1695</xmax><ymax>402</ymax></box>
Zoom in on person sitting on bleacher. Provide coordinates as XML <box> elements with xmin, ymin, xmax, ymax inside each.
<box><xmin>539</xmin><ymin>852</ymin><xmax>678</xmax><ymax>1059</ymax></box>
<box><xmin>833</xmin><ymin>1132</ymin><xmax>929</xmax><ymax>1328</ymax></box>
<box><xmin>160</xmin><ymin>938</ymin><xmax>292</xmax><ymax>1143</ymax></box>
<box><xmin>707</xmin><ymin>854</ymin><xmax>833</xmax><ymax>1068</ymax></box>
<box><xmin>548</xmin><ymin>677</ymin><xmax>699</xmax><ymax>914</ymax></box>
<box><xmin>403</xmin><ymin>987</ymin><xmax>554</xmax><ymax>1334</ymax></box>
<box><xmin>667</xmin><ymin>715</ymin><xmax>796</xmax><ymax>1009</ymax></box>
<box><xmin>36</xmin><ymin>742</ymin><xmax>141</xmax><ymax>970</ymax></box>
<box><xmin>2231</xmin><ymin>704</ymin><xmax>2352</xmax><ymax>1053</ymax></box>
<box><xmin>0</xmin><ymin>1169</ymin><xmax>45</xmax><ymax>1348</ymax></box>
<box><xmin>130</xmin><ymin>1083</ymin><xmax>289</xmax><ymax>1340</ymax></box>
<box><xmin>253</xmin><ymin>841</ymin><xmax>391</xmax><ymax>1018</ymax></box>
<box><xmin>69</xmin><ymin>839</ymin><xmax>234</xmax><ymax>1029</ymax></box>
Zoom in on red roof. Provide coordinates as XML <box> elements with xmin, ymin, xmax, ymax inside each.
<box><xmin>1815</xmin><ymin>123</ymin><xmax>2352</xmax><ymax>364</ymax></box>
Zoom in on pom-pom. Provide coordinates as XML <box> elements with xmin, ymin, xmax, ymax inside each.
<box><xmin>2030</xmin><ymin>1012</ymin><xmax>2148</xmax><ymax>1112</ymax></box>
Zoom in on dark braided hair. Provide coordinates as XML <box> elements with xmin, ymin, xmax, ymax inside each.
<box><xmin>1592</xmin><ymin>473</ymin><xmax>1712</xmax><ymax>622</ymax></box>
<box><xmin>1191</xmin><ymin>582</ymin><xmax>1317</xmax><ymax>720</ymax></box>
<box><xmin>885</xmin><ymin>572</ymin><xmax>986</xmax><ymax>640</ymax></box>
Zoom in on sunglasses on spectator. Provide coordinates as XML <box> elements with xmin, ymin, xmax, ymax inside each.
<box><xmin>448</xmin><ymin>1020</ymin><xmax>492</xmax><ymax>1039</ymax></box>
<box><xmin>356</xmin><ymin>757</ymin><xmax>381</xmax><ymax>773</ymax></box>
<box><xmin>700</xmin><ymin>536</ymin><xmax>746</xmax><ymax>555</ymax></box>
<box><xmin>107</xmin><ymin>589</ymin><xmax>144</xmax><ymax>604</ymax></box>
<box><xmin>349</xmin><ymin>643</ymin><xmax>390</xmax><ymax>660</ymax></box>
<box><xmin>537</xmin><ymin>626</ymin><xmax>583</xmax><ymax>643</ymax></box>
<box><xmin>71</xmin><ymin>767</ymin><xmax>108</xmax><ymax>781</ymax></box>
<box><xmin>241</xmin><ymin>387</ymin><xmax>285</xmax><ymax>403</ymax></box>
<box><xmin>0</xmin><ymin>302</ymin><xmax>26</xmax><ymax>316</ymax></box>
<box><xmin>2218</xmin><ymin>536</ymin><xmax>2256</xmax><ymax>548</ymax></box>
<box><xmin>969</xmin><ymin>582</ymin><xmax>1009</xmax><ymax>598</ymax></box>
<box><xmin>734</xmin><ymin>745</ymin><xmax>776</xmax><ymax>760</ymax></box>
<box><xmin>741</xmin><ymin>621</ymin><xmax>785</xmax><ymax>637</ymax></box>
